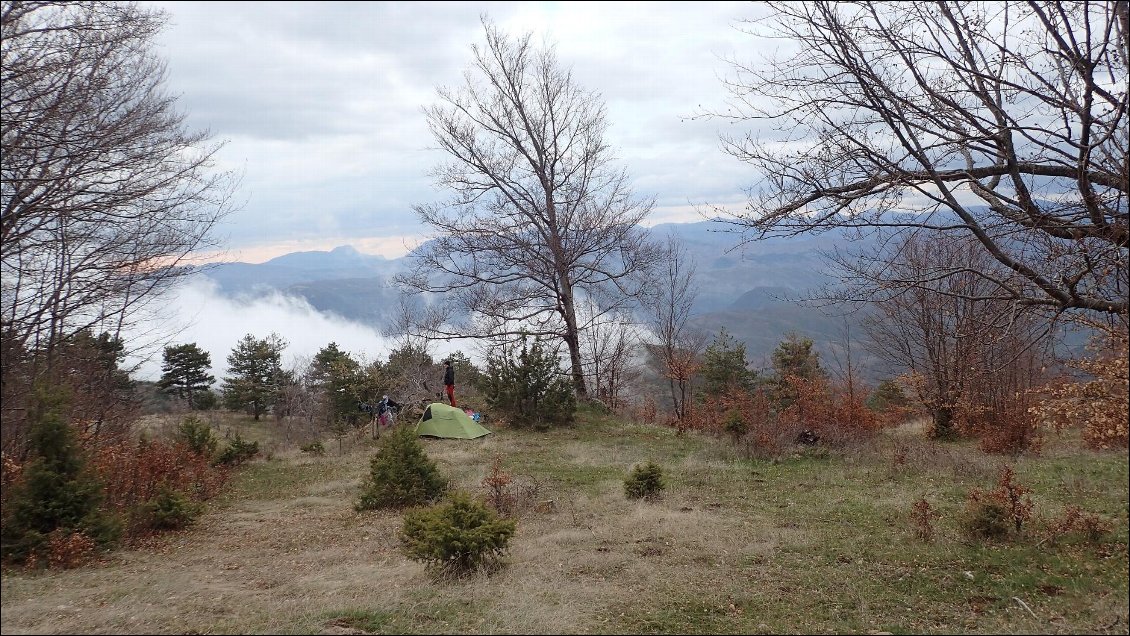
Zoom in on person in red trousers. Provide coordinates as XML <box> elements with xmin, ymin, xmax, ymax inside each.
<box><xmin>443</xmin><ymin>359</ymin><xmax>456</xmax><ymax>407</ymax></box>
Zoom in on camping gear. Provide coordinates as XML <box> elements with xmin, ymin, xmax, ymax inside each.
<box><xmin>415</xmin><ymin>403</ymin><xmax>491</xmax><ymax>439</ymax></box>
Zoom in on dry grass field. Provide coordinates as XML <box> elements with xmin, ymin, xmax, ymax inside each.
<box><xmin>1</xmin><ymin>407</ymin><xmax>1127</xmax><ymax>634</ymax></box>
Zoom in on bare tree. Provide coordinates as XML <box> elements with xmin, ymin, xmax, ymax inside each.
<box><xmin>642</xmin><ymin>234</ymin><xmax>706</xmax><ymax>422</ymax></box>
<box><xmin>861</xmin><ymin>233</ymin><xmax>1053</xmax><ymax>438</ymax></box>
<box><xmin>396</xmin><ymin>20</ymin><xmax>659</xmax><ymax>398</ymax></box>
<box><xmin>578</xmin><ymin>306</ymin><xmax>640</xmax><ymax>412</ymax></box>
<box><xmin>2</xmin><ymin>2</ymin><xmax>236</xmax><ymax>445</ymax></box>
<box><xmin>713</xmin><ymin>1</ymin><xmax>1128</xmax><ymax>316</ymax></box>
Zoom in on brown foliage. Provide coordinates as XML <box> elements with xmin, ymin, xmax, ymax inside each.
<box><xmin>1045</xmin><ymin>505</ymin><xmax>1114</xmax><ymax>545</ymax></box>
<box><xmin>968</xmin><ymin>465</ymin><xmax>1034</xmax><ymax>535</ymax></box>
<box><xmin>45</xmin><ymin>530</ymin><xmax>97</xmax><ymax>570</ymax></box>
<box><xmin>627</xmin><ymin>396</ymin><xmax>658</xmax><ymax>427</ymax></box>
<box><xmin>0</xmin><ymin>452</ymin><xmax>23</xmax><ymax>510</ymax></box>
<box><xmin>910</xmin><ymin>497</ymin><xmax>939</xmax><ymax>542</ymax></box>
<box><xmin>1030</xmin><ymin>331</ymin><xmax>1128</xmax><ymax>450</ymax></box>
<box><xmin>481</xmin><ymin>455</ymin><xmax>515</xmax><ymax>517</ymax></box>
<box><xmin>777</xmin><ymin>375</ymin><xmax>879</xmax><ymax>446</ymax></box>
<box><xmin>88</xmin><ymin>437</ymin><xmax>228</xmax><ymax>536</ymax></box>
<box><xmin>956</xmin><ymin>392</ymin><xmax>1043</xmax><ymax>456</ymax></box>
<box><xmin>478</xmin><ymin>454</ymin><xmax>548</xmax><ymax>519</ymax></box>
<box><xmin>677</xmin><ymin>375</ymin><xmax>880</xmax><ymax>458</ymax></box>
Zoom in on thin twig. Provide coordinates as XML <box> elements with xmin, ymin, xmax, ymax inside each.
<box><xmin>1012</xmin><ymin>596</ymin><xmax>1039</xmax><ymax>620</ymax></box>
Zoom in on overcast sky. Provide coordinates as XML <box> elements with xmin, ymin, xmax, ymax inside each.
<box><xmin>147</xmin><ymin>1</ymin><xmax>772</xmax><ymax>263</ymax></box>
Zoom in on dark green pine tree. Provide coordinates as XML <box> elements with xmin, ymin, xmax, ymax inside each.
<box><xmin>306</xmin><ymin>342</ymin><xmax>362</xmax><ymax>427</ymax></box>
<box><xmin>700</xmin><ymin>328</ymin><xmax>758</xmax><ymax>398</ymax></box>
<box><xmin>769</xmin><ymin>332</ymin><xmax>826</xmax><ymax>408</ymax></box>
<box><xmin>771</xmin><ymin>331</ymin><xmax>825</xmax><ymax>381</ymax></box>
<box><xmin>158</xmin><ymin>343</ymin><xmax>215</xmax><ymax>409</ymax></box>
<box><xmin>483</xmin><ymin>336</ymin><xmax>575</xmax><ymax>428</ymax></box>
<box><xmin>0</xmin><ymin>388</ymin><xmax>120</xmax><ymax>566</ymax></box>
<box><xmin>222</xmin><ymin>333</ymin><xmax>287</xmax><ymax>420</ymax></box>
<box><xmin>356</xmin><ymin>425</ymin><xmax>447</xmax><ymax>510</ymax></box>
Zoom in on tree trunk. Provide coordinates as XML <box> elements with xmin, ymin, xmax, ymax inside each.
<box><xmin>932</xmin><ymin>406</ymin><xmax>955</xmax><ymax>440</ymax></box>
<box><xmin>558</xmin><ymin>278</ymin><xmax>588</xmax><ymax>398</ymax></box>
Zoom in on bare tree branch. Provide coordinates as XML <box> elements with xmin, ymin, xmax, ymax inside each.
<box><xmin>2</xmin><ymin>1</ymin><xmax>238</xmax><ymax>447</ymax></box>
<box><xmin>711</xmin><ymin>1</ymin><xmax>1128</xmax><ymax>315</ymax></box>
<box><xmin>395</xmin><ymin>19</ymin><xmax>659</xmax><ymax>397</ymax></box>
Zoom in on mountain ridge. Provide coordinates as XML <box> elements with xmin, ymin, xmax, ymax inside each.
<box><xmin>193</xmin><ymin>220</ymin><xmax>879</xmax><ymax>376</ymax></box>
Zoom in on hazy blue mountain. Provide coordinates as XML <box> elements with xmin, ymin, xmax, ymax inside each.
<box><xmin>198</xmin><ymin>245</ymin><xmax>402</xmax><ymax>295</ymax></box>
<box><xmin>644</xmin><ymin>221</ymin><xmax>845</xmax><ymax>311</ymax></box>
<box><xmin>195</xmin><ymin>221</ymin><xmax>885</xmax><ymax>374</ymax></box>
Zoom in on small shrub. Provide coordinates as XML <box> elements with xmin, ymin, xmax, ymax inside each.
<box><xmin>175</xmin><ymin>416</ymin><xmax>218</xmax><ymax>458</ymax></box>
<box><xmin>481</xmin><ymin>454</ymin><xmax>515</xmax><ymax>516</ymax></box>
<box><xmin>400</xmin><ymin>492</ymin><xmax>516</xmax><ymax>576</ymax></box>
<box><xmin>356</xmin><ymin>425</ymin><xmax>446</xmax><ymax>511</ymax></box>
<box><xmin>1045</xmin><ymin>505</ymin><xmax>1114</xmax><ymax>545</ymax></box>
<box><xmin>723</xmin><ymin>411</ymin><xmax>748</xmax><ymax>440</ymax></box>
<box><xmin>963</xmin><ymin>465</ymin><xmax>1034</xmax><ymax>540</ymax></box>
<box><xmin>962</xmin><ymin>499</ymin><xmax>1011</xmax><ymax>540</ymax></box>
<box><xmin>139</xmin><ymin>487</ymin><xmax>201</xmax><ymax>531</ymax></box>
<box><xmin>910</xmin><ymin>497</ymin><xmax>940</xmax><ymax>541</ymax></box>
<box><xmin>214</xmin><ymin>433</ymin><xmax>259</xmax><ymax>466</ymax></box>
<box><xmin>300</xmin><ymin>441</ymin><xmax>326</xmax><ymax>456</ymax></box>
<box><xmin>624</xmin><ymin>461</ymin><xmax>666</xmax><ymax>501</ymax></box>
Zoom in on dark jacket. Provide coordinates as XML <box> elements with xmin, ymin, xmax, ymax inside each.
<box><xmin>443</xmin><ymin>365</ymin><xmax>455</xmax><ymax>386</ymax></box>
<box><xmin>378</xmin><ymin>397</ymin><xmax>401</xmax><ymax>415</ymax></box>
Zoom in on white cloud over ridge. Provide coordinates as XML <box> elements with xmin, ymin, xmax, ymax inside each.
<box><xmin>128</xmin><ymin>277</ymin><xmax>397</xmax><ymax>382</ymax></box>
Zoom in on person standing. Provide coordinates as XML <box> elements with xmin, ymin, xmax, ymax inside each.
<box><xmin>443</xmin><ymin>359</ymin><xmax>456</xmax><ymax>407</ymax></box>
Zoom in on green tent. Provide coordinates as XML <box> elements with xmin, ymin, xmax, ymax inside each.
<box><xmin>415</xmin><ymin>403</ymin><xmax>491</xmax><ymax>439</ymax></box>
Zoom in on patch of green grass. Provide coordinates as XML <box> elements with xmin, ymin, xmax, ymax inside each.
<box><xmin>314</xmin><ymin>596</ymin><xmax>492</xmax><ymax>635</ymax></box>
<box><xmin>386</xmin><ymin>595</ymin><xmax>489</xmax><ymax>634</ymax></box>
<box><xmin>224</xmin><ymin>455</ymin><xmax>358</xmax><ymax>501</ymax></box>
<box><xmin>608</xmin><ymin>592</ymin><xmax>740</xmax><ymax>634</ymax></box>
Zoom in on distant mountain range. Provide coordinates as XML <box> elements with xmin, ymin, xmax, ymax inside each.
<box><xmin>194</xmin><ymin>221</ymin><xmax>886</xmax><ymax>377</ymax></box>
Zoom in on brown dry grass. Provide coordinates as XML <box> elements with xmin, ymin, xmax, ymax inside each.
<box><xmin>0</xmin><ymin>414</ymin><xmax>784</xmax><ymax>634</ymax></box>
<box><xmin>1</xmin><ymin>408</ymin><xmax>1126</xmax><ymax>635</ymax></box>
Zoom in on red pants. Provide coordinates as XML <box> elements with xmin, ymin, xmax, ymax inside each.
<box><xmin>445</xmin><ymin>384</ymin><xmax>456</xmax><ymax>407</ymax></box>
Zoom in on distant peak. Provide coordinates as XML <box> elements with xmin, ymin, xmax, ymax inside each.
<box><xmin>330</xmin><ymin>245</ymin><xmax>359</xmax><ymax>255</ymax></box>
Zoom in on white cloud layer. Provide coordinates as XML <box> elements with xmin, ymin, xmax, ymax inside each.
<box><xmin>126</xmin><ymin>277</ymin><xmax>475</xmax><ymax>384</ymax></box>
<box><xmin>127</xmin><ymin>277</ymin><xmax>396</xmax><ymax>382</ymax></box>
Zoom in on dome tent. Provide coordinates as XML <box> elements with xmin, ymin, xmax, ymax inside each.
<box><xmin>415</xmin><ymin>403</ymin><xmax>491</xmax><ymax>439</ymax></box>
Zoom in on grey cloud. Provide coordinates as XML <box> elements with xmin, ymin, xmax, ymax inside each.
<box><xmin>144</xmin><ymin>1</ymin><xmax>771</xmax><ymax>256</ymax></box>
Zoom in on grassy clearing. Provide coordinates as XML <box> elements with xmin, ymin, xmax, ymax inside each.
<box><xmin>2</xmin><ymin>406</ymin><xmax>1127</xmax><ymax>634</ymax></box>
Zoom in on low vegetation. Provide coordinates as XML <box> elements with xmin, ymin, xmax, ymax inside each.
<box><xmin>400</xmin><ymin>492</ymin><xmax>516</xmax><ymax>577</ymax></box>
<box><xmin>624</xmin><ymin>461</ymin><xmax>666</xmax><ymax>501</ymax></box>
<box><xmin>355</xmin><ymin>425</ymin><xmax>446</xmax><ymax>511</ymax></box>
<box><xmin>1</xmin><ymin>406</ymin><xmax>1125</xmax><ymax>634</ymax></box>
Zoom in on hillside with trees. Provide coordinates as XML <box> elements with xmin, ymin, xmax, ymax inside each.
<box><xmin>2</xmin><ymin>2</ymin><xmax>1125</xmax><ymax>634</ymax></box>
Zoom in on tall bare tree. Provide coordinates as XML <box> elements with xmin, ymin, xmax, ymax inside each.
<box><xmin>642</xmin><ymin>234</ymin><xmax>705</xmax><ymax>422</ymax></box>
<box><xmin>2</xmin><ymin>1</ymin><xmax>236</xmax><ymax>446</ymax></box>
<box><xmin>714</xmin><ymin>1</ymin><xmax>1128</xmax><ymax>316</ymax></box>
<box><xmin>396</xmin><ymin>21</ymin><xmax>658</xmax><ymax>398</ymax></box>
